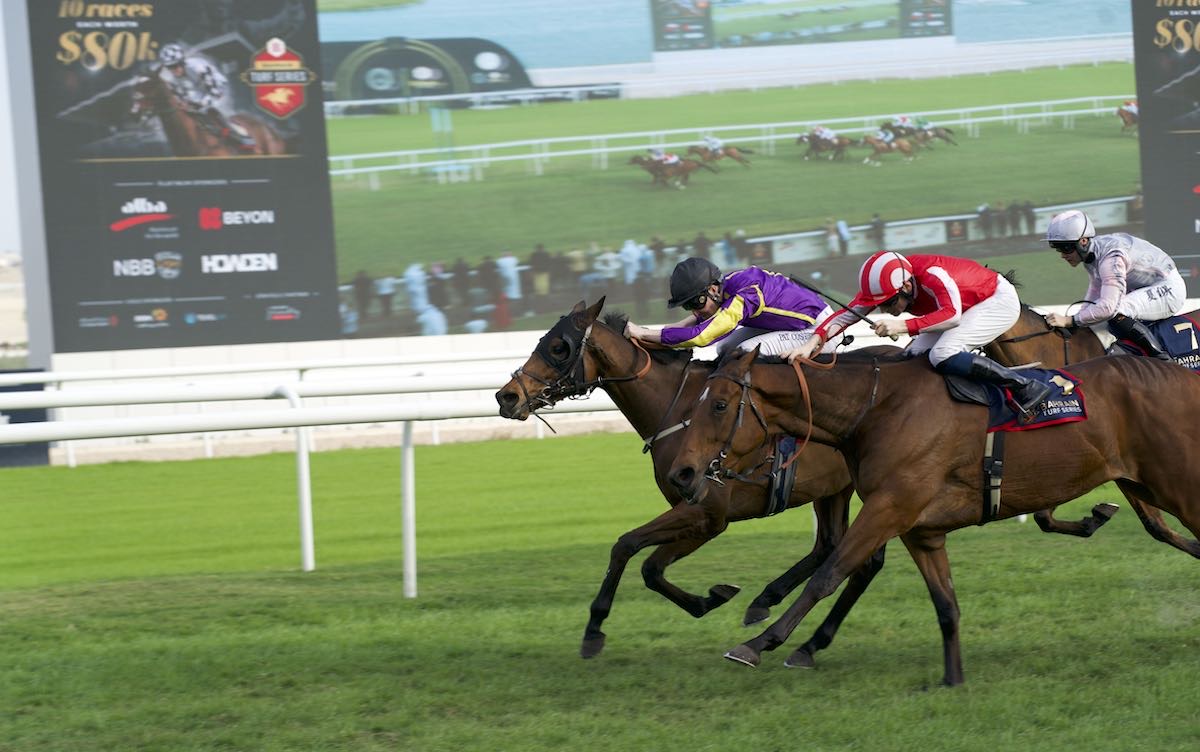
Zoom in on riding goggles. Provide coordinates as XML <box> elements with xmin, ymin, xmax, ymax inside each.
<box><xmin>681</xmin><ymin>294</ymin><xmax>709</xmax><ymax>312</ymax></box>
<box><xmin>1049</xmin><ymin>241</ymin><xmax>1079</xmax><ymax>256</ymax></box>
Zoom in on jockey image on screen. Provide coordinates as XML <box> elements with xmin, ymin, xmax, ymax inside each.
<box><xmin>623</xmin><ymin>257</ymin><xmax>842</xmax><ymax>357</ymax></box>
<box><xmin>782</xmin><ymin>251</ymin><xmax>1055</xmax><ymax>419</ymax></box>
<box><xmin>1042</xmin><ymin>209</ymin><xmax>1184</xmax><ymax>360</ymax></box>
<box><xmin>1121</xmin><ymin>100</ymin><xmax>1138</xmax><ymax>116</ymax></box>
<box><xmin>875</xmin><ymin>127</ymin><xmax>894</xmax><ymax>143</ymax></box>
<box><xmin>649</xmin><ymin>147</ymin><xmax>680</xmax><ymax>165</ymax></box>
<box><xmin>814</xmin><ymin>125</ymin><xmax>837</xmax><ymax>144</ymax></box>
<box><xmin>157</xmin><ymin>42</ymin><xmax>254</xmax><ymax>151</ymax></box>
<box><xmin>703</xmin><ymin>134</ymin><xmax>724</xmax><ymax>157</ymax></box>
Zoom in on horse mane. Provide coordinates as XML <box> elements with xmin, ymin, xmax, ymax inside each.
<box><xmin>600</xmin><ymin>311</ymin><xmax>693</xmax><ymax>365</ymax></box>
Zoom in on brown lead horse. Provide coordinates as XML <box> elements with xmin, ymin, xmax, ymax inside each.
<box><xmin>668</xmin><ymin>348</ymin><xmax>1200</xmax><ymax>685</ymax></box>
<box><xmin>859</xmin><ymin>135</ymin><xmax>915</xmax><ymax>165</ymax></box>
<box><xmin>686</xmin><ymin>144</ymin><xmax>754</xmax><ymax>167</ymax></box>
<box><xmin>131</xmin><ymin>72</ymin><xmax>287</xmax><ymax>157</ymax></box>
<box><xmin>628</xmin><ymin>155</ymin><xmax>718</xmax><ymax>189</ymax></box>
<box><xmin>495</xmin><ymin>299</ymin><xmax>861</xmax><ymax>657</ymax></box>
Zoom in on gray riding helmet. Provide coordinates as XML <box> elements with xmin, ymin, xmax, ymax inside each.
<box><xmin>1045</xmin><ymin>210</ymin><xmax>1095</xmax><ymax>244</ymax></box>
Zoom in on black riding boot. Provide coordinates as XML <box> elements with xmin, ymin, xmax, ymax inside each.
<box><xmin>936</xmin><ymin>351</ymin><xmax>1053</xmax><ymax>419</ymax></box>
<box><xmin>1108</xmin><ymin>314</ymin><xmax>1172</xmax><ymax>361</ymax></box>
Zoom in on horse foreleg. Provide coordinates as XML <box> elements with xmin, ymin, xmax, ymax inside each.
<box><xmin>1116</xmin><ymin>480</ymin><xmax>1200</xmax><ymax>558</ymax></box>
<box><xmin>896</xmin><ymin>531</ymin><xmax>964</xmax><ymax>686</ymax></box>
<box><xmin>743</xmin><ymin>485</ymin><xmax>852</xmax><ymax>625</ymax></box>
<box><xmin>1033</xmin><ymin>503</ymin><xmax>1119</xmax><ymax>537</ymax></box>
<box><xmin>581</xmin><ymin>502</ymin><xmax>726</xmax><ymax>658</ymax></box>
<box><xmin>784</xmin><ymin>543</ymin><xmax>887</xmax><ymax>669</ymax></box>
<box><xmin>726</xmin><ymin>503</ymin><xmax>901</xmax><ymax>667</ymax></box>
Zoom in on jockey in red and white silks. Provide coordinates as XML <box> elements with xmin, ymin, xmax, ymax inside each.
<box><xmin>795</xmin><ymin>252</ymin><xmax>1017</xmax><ymax>366</ymax></box>
<box><xmin>783</xmin><ymin>250</ymin><xmax>1054</xmax><ymax>417</ymax></box>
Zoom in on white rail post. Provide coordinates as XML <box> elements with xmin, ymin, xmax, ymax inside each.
<box><xmin>402</xmin><ymin>420</ymin><xmax>417</xmax><ymax>598</ymax></box>
<box><xmin>273</xmin><ymin>385</ymin><xmax>314</xmax><ymax>572</ymax></box>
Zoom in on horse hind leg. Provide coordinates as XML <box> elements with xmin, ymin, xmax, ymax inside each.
<box><xmin>1116</xmin><ymin>480</ymin><xmax>1200</xmax><ymax>558</ymax></box>
<box><xmin>1033</xmin><ymin>503</ymin><xmax>1119</xmax><ymax>537</ymax></box>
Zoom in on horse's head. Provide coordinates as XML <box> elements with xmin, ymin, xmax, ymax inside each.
<box><xmin>496</xmin><ymin>298</ymin><xmax>606</xmax><ymax>420</ymax></box>
<box><xmin>130</xmin><ymin>71</ymin><xmax>169</xmax><ymax>111</ymax></box>
<box><xmin>667</xmin><ymin>347</ymin><xmax>770</xmax><ymax>503</ymax></box>
<box><xmin>796</xmin><ymin>133</ymin><xmax>809</xmax><ymax>145</ymax></box>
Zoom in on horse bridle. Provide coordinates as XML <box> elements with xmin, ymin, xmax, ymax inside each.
<box><xmin>510</xmin><ymin>319</ymin><xmax>651</xmax><ymax>416</ymax></box>
<box><xmin>699</xmin><ymin>370</ymin><xmax>772</xmax><ymax>485</ymax></box>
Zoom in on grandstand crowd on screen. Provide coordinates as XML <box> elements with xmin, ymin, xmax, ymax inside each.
<box><xmin>340</xmin><ymin>194</ymin><xmax>1049</xmax><ymax>337</ymax></box>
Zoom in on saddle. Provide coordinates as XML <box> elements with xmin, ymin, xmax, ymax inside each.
<box><xmin>944</xmin><ymin>368</ymin><xmax>1086</xmax><ymax>525</ymax></box>
<box><xmin>943</xmin><ymin>368</ymin><xmax>1086</xmax><ymax>432</ymax></box>
<box><xmin>1118</xmin><ymin>314</ymin><xmax>1200</xmax><ymax>370</ymax></box>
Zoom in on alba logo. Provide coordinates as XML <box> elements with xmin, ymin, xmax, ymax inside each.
<box><xmin>198</xmin><ymin>207</ymin><xmax>276</xmax><ymax>230</ymax></box>
<box><xmin>110</xmin><ymin>198</ymin><xmax>174</xmax><ymax>232</ymax></box>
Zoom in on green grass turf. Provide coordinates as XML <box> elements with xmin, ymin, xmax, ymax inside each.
<box><xmin>324</xmin><ymin>63</ymin><xmax>1139</xmax><ymax>284</ymax></box>
<box><xmin>1</xmin><ymin>434</ymin><xmax>1198</xmax><ymax>750</ymax></box>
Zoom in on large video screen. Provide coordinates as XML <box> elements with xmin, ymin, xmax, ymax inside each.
<box><xmin>26</xmin><ymin>0</ymin><xmax>340</xmax><ymax>352</ymax></box>
<box><xmin>653</xmin><ymin>0</ymin><xmax>952</xmax><ymax>52</ymax></box>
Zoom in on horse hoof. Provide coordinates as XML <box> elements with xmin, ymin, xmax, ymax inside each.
<box><xmin>1093</xmin><ymin>502</ymin><xmax>1119</xmax><ymax>521</ymax></box>
<box><xmin>724</xmin><ymin>644</ymin><xmax>761</xmax><ymax>667</ymax></box>
<box><xmin>707</xmin><ymin>584</ymin><xmax>741</xmax><ymax>609</ymax></box>
<box><xmin>784</xmin><ymin>648</ymin><xmax>815</xmax><ymax>669</ymax></box>
<box><xmin>743</xmin><ymin>606</ymin><xmax>770</xmax><ymax>626</ymax></box>
<box><xmin>580</xmin><ymin>635</ymin><xmax>606</xmax><ymax>659</ymax></box>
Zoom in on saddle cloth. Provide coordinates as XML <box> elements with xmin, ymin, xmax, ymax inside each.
<box><xmin>1140</xmin><ymin>315</ymin><xmax>1200</xmax><ymax>371</ymax></box>
<box><xmin>944</xmin><ymin>368</ymin><xmax>1086</xmax><ymax>432</ymax></box>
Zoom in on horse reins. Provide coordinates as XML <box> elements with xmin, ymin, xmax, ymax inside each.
<box><xmin>511</xmin><ymin>320</ymin><xmax>653</xmax><ymax>424</ymax></box>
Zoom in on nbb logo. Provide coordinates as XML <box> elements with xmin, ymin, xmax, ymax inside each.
<box><xmin>198</xmin><ymin>207</ymin><xmax>276</xmax><ymax>230</ymax></box>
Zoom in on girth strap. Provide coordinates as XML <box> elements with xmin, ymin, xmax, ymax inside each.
<box><xmin>980</xmin><ymin>431</ymin><xmax>1006</xmax><ymax>525</ymax></box>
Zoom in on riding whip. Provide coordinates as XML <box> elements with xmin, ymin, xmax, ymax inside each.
<box><xmin>787</xmin><ymin>274</ymin><xmax>900</xmax><ymax>341</ymax></box>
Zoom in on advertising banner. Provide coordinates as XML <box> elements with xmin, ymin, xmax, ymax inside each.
<box><xmin>1132</xmin><ymin>2</ymin><xmax>1200</xmax><ymax>292</ymax></box>
<box><xmin>26</xmin><ymin>0</ymin><xmax>339</xmax><ymax>352</ymax></box>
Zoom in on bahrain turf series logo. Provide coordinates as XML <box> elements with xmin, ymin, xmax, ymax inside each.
<box><xmin>240</xmin><ymin>37</ymin><xmax>317</xmax><ymax>119</ymax></box>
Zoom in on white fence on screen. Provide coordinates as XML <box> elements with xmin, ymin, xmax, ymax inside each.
<box><xmin>326</xmin><ymin>96</ymin><xmax>1135</xmax><ymax>181</ymax></box>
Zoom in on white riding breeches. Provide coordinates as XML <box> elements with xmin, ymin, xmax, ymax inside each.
<box><xmin>1115</xmin><ymin>272</ymin><xmax>1186</xmax><ymax>322</ymax></box>
<box><xmin>907</xmin><ymin>276</ymin><xmax>1021</xmax><ymax>367</ymax></box>
<box><xmin>718</xmin><ymin>305</ymin><xmax>842</xmax><ymax>356</ymax></box>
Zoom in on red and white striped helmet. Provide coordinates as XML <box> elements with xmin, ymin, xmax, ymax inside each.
<box><xmin>857</xmin><ymin>251</ymin><xmax>913</xmax><ymax>305</ymax></box>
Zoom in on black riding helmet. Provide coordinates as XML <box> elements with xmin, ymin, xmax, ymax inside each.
<box><xmin>667</xmin><ymin>257</ymin><xmax>722</xmax><ymax>308</ymax></box>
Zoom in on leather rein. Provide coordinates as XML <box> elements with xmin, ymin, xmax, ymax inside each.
<box><xmin>700</xmin><ymin>351</ymin><xmax>880</xmax><ymax>486</ymax></box>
